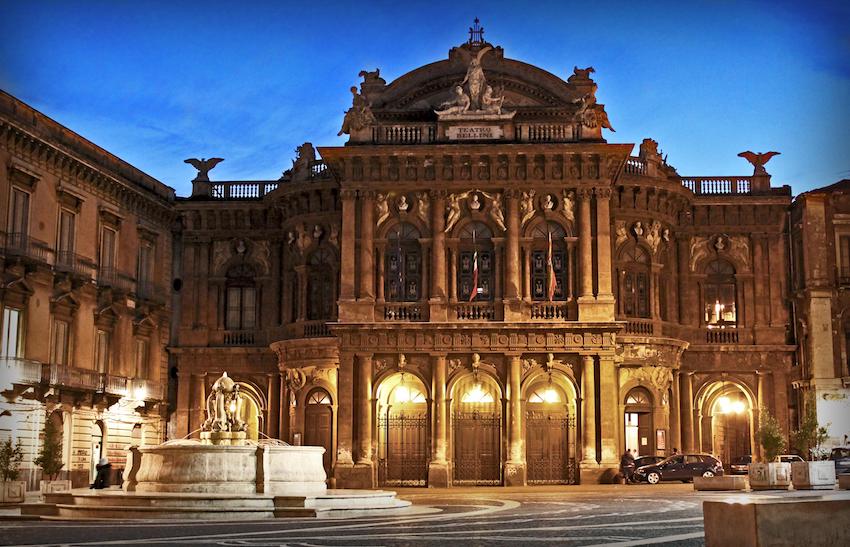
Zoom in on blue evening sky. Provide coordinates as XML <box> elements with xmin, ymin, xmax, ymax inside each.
<box><xmin>1</xmin><ymin>1</ymin><xmax>848</xmax><ymax>197</ymax></box>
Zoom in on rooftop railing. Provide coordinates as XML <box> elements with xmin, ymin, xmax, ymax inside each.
<box><xmin>210</xmin><ymin>181</ymin><xmax>279</xmax><ymax>199</ymax></box>
<box><xmin>681</xmin><ymin>177</ymin><xmax>752</xmax><ymax>195</ymax></box>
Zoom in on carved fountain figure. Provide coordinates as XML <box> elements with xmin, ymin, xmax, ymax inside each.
<box><xmin>200</xmin><ymin>372</ymin><xmax>247</xmax><ymax>446</ymax></box>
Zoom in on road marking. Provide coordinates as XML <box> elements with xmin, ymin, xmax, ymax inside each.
<box><xmin>582</xmin><ymin>531</ymin><xmax>706</xmax><ymax>546</ymax></box>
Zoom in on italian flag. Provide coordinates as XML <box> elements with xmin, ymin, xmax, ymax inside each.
<box><xmin>547</xmin><ymin>231</ymin><xmax>557</xmax><ymax>301</ymax></box>
<box><xmin>469</xmin><ymin>250</ymin><xmax>478</xmax><ymax>302</ymax></box>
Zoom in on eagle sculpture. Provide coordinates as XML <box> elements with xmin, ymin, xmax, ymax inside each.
<box><xmin>737</xmin><ymin>151</ymin><xmax>780</xmax><ymax>175</ymax></box>
<box><xmin>184</xmin><ymin>157</ymin><xmax>224</xmax><ymax>181</ymax></box>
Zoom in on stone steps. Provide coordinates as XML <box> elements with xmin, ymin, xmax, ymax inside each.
<box><xmin>19</xmin><ymin>488</ymin><xmax>411</xmax><ymax>520</ymax></box>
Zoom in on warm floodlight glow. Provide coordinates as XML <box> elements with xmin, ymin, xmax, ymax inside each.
<box><xmin>462</xmin><ymin>383</ymin><xmax>494</xmax><ymax>403</ymax></box>
<box><xmin>229</xmin><ymin>400</ymin><xmax>237</xmax><ymax>413</ymax></box>
<box><xmin>394</xmin><ymin>385</ymin><xmax>411</xmax><ymax>404</ymax></box>
<box><xmin>542</xmin><ymin>387</ymin><xmax>561</xmax><ymax>403</ymax></box>
<box><xmin>717</xmin><ymin>396</ymin><xmax>746</xmax><ymax>414</ymax></box>
<box><xmin>133</xmin><ymin>385</ymin><xmax>147</xmax><ymax>401</ymax></box>
<box><xmin>731</xmin><ymin>400</ymin><xmax>746</xmax><ymax>414</ymax></box>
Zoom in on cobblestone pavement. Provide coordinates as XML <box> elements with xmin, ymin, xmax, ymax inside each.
<box><xmin>1</xmin><ymin>484</ymin><xmax>845</xmax><ymax>546</ymax></box>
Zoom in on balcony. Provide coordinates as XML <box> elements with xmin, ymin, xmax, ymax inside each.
<box><xmin>624</xmin><ymin>158</ymin><xmax>647</xmax><ymax>175</ymax></box>
<box><xmin>1</xmin><ymin>232</ymin><xmax>54</xmax><ymax>265</ymax></box>
<box><xmin>55</xmin><ymin>251</ymin><xmax>96</xmax><ymax>279</ymax></box>
<box><xmin>136</xmin><ymin>280</ymin><xmax>167</xmax><ymax>304</ymax></box>
<box><xmin>705</xmin><ymin>327</ymin><xmax>739</xmax><ymax>344</ymax></box>
<box><xmin>127</xmin><ymin>378</ymin><xmax>162</xmax><ymax>400</ymax></box>
<box><xmin>624</xmin><ymin>318</ymin><xmax>655</xmax><ymax>336</ymax></box>
<box><xmin>44</xmin><ymin>364</ymin><xmax>102</xmax><ymax>391</ymax></box>
<box><xmin>97</xmin><ymin>267</ymin><xmax>136</xmax><ymax>293</ymax></box>
<box><xmin>453</xmin><ymin>302</ymin><xmax>498</xmax><ymax>321</ymax></box>
<box><xmin>102</xmin><ymin>374</ymin><xmax>128</xmax><ymax>396</ymax></box>
<box><xmin>382</xmin><ymin>302</ymin><xmax>426</xmax><ymax>321</ymax></box>
<box><xmin>286</xmin><ymin>320</ymin><xmax>333</xmax><ymax>339</ymax></box>
<box><xmin>0</xmin><ymin>356</ymin><xmax>42</xmax><ymax>387</ymax></box>
<box><xmin>530</xmin><ymin>303</ymin><xmax>568</xmax><ymax>320</ymax></box>
<box><xmin>223</xmin><ymin>330</ymin><xmax>256</xmax><ymax>345</ymax></box>
<box><xmin>681</xmin><ymin>177</ymin><xmax>752</xmax><ymax>196</ymax></box>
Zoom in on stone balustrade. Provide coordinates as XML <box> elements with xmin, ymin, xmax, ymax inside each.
<box><xmin>681</xmin><ymin>176</ymin><xmax>752</xmax><ymax>195</ymax></box>
<box><xmin>382</xmin><ymin>302</ymin><xmax>425</xmax><ymax>321</ymax></box>
<box><xmin>454</xmin><ymin>302</ymin><xmax>498</xmax><ymax>321</ymax></box>
<box><xmin>530</xmin><ymin>302</ymin><xmax>568</xmax><ymax>320</ymax></box>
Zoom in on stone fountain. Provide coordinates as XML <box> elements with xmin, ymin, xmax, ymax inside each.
<box><xmin>124</xmin><ymin>372</ymin><xmax>328</xmax><ymax>495</ymax></box>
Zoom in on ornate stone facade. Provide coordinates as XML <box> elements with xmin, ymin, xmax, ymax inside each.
<box><xmin>4</xmin><ymin>29</ymin><xmax>833</xmax><ymax>490</ymax></box>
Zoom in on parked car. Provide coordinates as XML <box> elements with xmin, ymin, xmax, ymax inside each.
<box><xmin>633</xmin><ymin>456</ymin><xmax>665</xmax><ymax>469</ymax></box>
<box><xmin>730</xmin><ymin>455</ymin><xmax>752</xmax><ymax>475</ymax></box>
<box><xmin>633</xmin><ymin>454</ymin><xmax>724</xmax><ymax>484</ymax></box>
<box><xmin>830</xmin><ymin>447</ymin><xmax>850</xmax><ymax>475</ymax></box>
<box><xmin>775</xmin><ymin>454</ymin><xmax>804</xmax><ymax>464</ymax></box>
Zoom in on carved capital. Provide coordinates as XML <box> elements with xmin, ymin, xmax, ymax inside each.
<box><xmin>594</xmin><ymin>187</ymin><xmax>613</xmax><ymax>199</ymax></box>
<box><xmin>340</xmin><ymin>189</ymin><xmax>357</xmax><ymax>200</ymax></box>
<box><xmin>577</xmin><ymin>187</ymin><xmax>594</xmax><ymax>200</ymax></box>
<box><xmin>360</xmin><ymin>189</ymin><xmax>376</xmax><ymax>200</ymax></box>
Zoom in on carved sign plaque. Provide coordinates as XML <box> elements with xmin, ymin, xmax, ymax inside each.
<box><xmin>446</xmin><ymin>125</ymin><xmax>504</xmax><ymax>140</ymax></box>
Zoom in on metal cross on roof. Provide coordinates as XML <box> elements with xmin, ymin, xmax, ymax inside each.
<box><xmin>468</xmin><ymin>18</ymin><xmax>485</xmax><ymax>45</ymax></box>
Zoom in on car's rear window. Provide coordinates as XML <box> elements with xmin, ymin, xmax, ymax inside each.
<box><xmin>831</xmin><ymin>448</ymin><xmax>850</xmax><ymax>458</ymax></box>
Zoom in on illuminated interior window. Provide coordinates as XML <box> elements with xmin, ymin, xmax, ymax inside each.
<box><xmin>461</xmin><ymin>383</ymin><xmax>495</xmax><ymax>403</ymax></box>
<box><xmin>626</xmin><ymin>390</ymin><xmax>650</xmax><ymax>405</ymax></box>
<box><xmin>391</xmin><ymin>384</ymin><xmax>426</xmax><ymax>404</ymax></box>
<box><xmin>528</xmin><ymin>386</ymin><xmax>562</xmax><ymax>403</ymax></box>
<box><xmin>308</xmin><ymin>391</ymin><xmax>331</xmax><ymax>405</ymax></box>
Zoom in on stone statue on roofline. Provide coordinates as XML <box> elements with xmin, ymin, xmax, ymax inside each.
<box><xmin>737</xmin><ymin>151</ymin><xmax>780</xmax><ymax>176</ymax></box>
<box><xmin>338</xmin><ymin>86</ymin><xmax>376</xmax><ymax>137</ymax></box>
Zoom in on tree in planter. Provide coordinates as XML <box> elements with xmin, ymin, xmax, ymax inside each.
<box><xmin>756</xmin><ymin>408</ymin><xmax>786</xmax><ymax>462</ymax></box>
<box><xmin>0</xmin><ymin>438</ymin><xmax>24</xmax><ymax>482</ymax></box>
<box><xmin>791</xmin><ymin>394</ymin><xmax>830</xmax><ymax>461</ymax></box>
<box><xmin>33</xmin><ymin>419</ymin><xmax>64</xmax><ymax>481</ymax></box>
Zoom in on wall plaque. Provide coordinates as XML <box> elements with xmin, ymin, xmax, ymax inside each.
<box><xmin>446</xmin><ymin>125</ymin><xmax>504</xmax><ymax>140</ymax></box>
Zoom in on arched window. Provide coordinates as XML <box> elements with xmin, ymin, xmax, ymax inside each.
<box><xmin>704</xmin><ymin>260</ymin><xmax>736</xmax><ymax>327</ymax></box>
<box><xmin>619</xmin><ymin>244</ymin><xmax>650</xmax><ymax>318</ymax></box>
<box><xmin>458</xmin><ymin>222</ymin><xmax>494</xmax><ymax>302</ymax></box>
<box><xmin>530</xmin><ymin>222</ymin><xmax>568</xmax><ymax>301</ymax></box>
<box><xmin>308</xmin><ymin>390</ymin><xmax>332</xmax><ymax>405</ymax></box>
<box><xmin>385</xmin><ymin>223</ymin><xmax>422</xmax><ymax>302</ymax></box>
<box><xmin>226</xmin><ymin>264</ymin><xmax>256</xmax><ymax>330</ymax></box>
<box><xmin>308</xmin><ymin>247</ymin><xmax>336</xmax><ymax>320</ymax></box>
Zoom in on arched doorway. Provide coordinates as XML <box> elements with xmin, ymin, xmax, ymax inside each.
<box><xmin>376</xmin><ymin>372</ymin><xmax>429</xmax><ymax>486</ymax></box>
<box><xmin>525</xmin><ymin>376</ymin><xmax>577</xmax><ymax>484</ymax></box>
<box><xmin>452</xmin><ymin>373</ymin><xmax>502</xmax><ymax>485</ymax></box>
<box><xmin>624</xmin><ymin>387</ymin><xmax>654</xmax><ymax>456</ymax></box>
<box><xmin>704</xmin><ymin>382</ymin><xmax>752</xmax><ymax>465</ymax></box>
<box><xmin>304</xmin><ymin>389</ymin><xmax>333</xmax><ymax>475</ymax></box>
<box><xmin>90</xmin><ymin>421</ymin><xmax>104</xmax><ymax>483</ymax></box>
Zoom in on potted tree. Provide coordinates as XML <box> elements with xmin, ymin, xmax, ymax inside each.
<box><xmin>0</xmin><ymin>438</ymin><xmax>25</xmax><ymax>503</ymax></box>
<box><xmin>749</xmin><ymin>409</ymin><xmax>791</xmax><ymax>490</ymax></box>
<box><xmin>34</xmin><ymin>419</ymin><xmax>69</xmax><ymax>494</ymax></box>
<box><xmin>790</xmin><ymin>395</ymin><xmax>836</xmax><ymax>489</ymax></box>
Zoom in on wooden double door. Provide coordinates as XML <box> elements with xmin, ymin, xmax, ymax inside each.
<box><xmin>526</xmin><ymin>409</ymin><xmax>576</xmax><ymax>484</ymax></box>
<box><xmin>453</xmin><ymin>410</ymin><xmax>502</xmax><ymax>485</ymax></box>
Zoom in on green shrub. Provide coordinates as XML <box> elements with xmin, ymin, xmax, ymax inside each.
<box><xmin>0</xmin><ymin>438</ymin><xmax>24</xmax><ymax>482</ymax></box>
<box><xmin>756</xmin><ymin>409</ymin><xmax>787</xmax><ymax>463</ymax></box>
<box><xmin>33</xmin><ymin>419</ymin><xmax>64</xmax><ymax>481</ymax></box>
<box><xmin>791</xmin><ymin>394</ymin><xmax>830</xmax><ymax>461</ymax></box>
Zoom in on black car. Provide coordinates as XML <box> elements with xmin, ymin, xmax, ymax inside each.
<box><xmin>633</xmin><ymin>455</ymin><xmax>665</xmax><ymax>469</ymax></box>
<box><xmin>830</xmin><ymin>447</ymin><xmax>850</xmax><ymax>475</ymax></box>
<box><xmin>730</xmin><ymin>455</ymin><xmax>752</xmax><ymax>475</ymax></box>
<box><xmin>633</xmin><ymin>453</ymin><xmax>724</xmax><ymax>484</ymax></box>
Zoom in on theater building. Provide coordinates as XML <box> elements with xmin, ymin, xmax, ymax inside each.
<box><xmin>169</xmin><ymin>30</ymin><xmax>800</xmax><ymax>488</ymax></box>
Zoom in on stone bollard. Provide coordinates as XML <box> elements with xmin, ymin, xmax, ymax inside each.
<box><xmin>123</xmin><ymin>445</ymin><xmax>141</xmax><ymax>492</ymax></box>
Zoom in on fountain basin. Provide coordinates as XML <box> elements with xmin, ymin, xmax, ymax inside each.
<box><xmin>125</xmin><ymin>443</ymin><xmax>327</xmax><ymax>495</ymax></box>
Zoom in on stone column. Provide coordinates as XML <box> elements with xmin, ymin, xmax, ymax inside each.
<box><xmin>522</xmin><ymin>247</ymin><xmax>532</xmax><ymax>300</ymax></box>
<box><xmin>359</xmin><ymin>192</ymin><xmax>375</xmax><ymax>300</ymax></box>
<box><xmin>430</xmin><ymin>191</ymin><xmax>447</xmax><ymax>321</ymax></box>
<box><xmin>175</xmin><ymin>370</ymin><xmax>191</xmax><ymax>437</ymax></box>
<box><xmin>670</xmin><ymin>371</ymin><xmax>682</xmax><ymax>453</ymax></box>
<box><xmin>505</xmin><ymin>354</ymin><xmax>526</xmax><ymax>485</ymax></box>
<box><xmin>267</xmin><ymin>373</ymin><xmax>281</xmax><ymax>440</ymax></box>
<box><xmin>189</xmin><ymin>373</ymin><xmax>206</xmax><ymax>437</ymax></box>
<box><xmin>428</xmin><ymin>354</ymin><xmax>449</xmax><ymax>487</ymax></box>
<box><xmin>339</xmin><ymin>190</ymin><xmax>357</xmax><ymax>301</ymax></box>
<box><xmin>376</xmin><ymin>248</ymin><xmax>385</xmax><ymax>302</ymax></box>
<box><xmin>449</xmin><ymin>249</ymin><xmax>458</xmax><ymax>303</ymax></box>
<box><xmin>594</xmin><ymin>188</ymin><xmax>614</xmax><ymax>309</ymax></box>
<box><xmin>598</xmin><ymin>355</ymin><xmax>619</xmax><ymax>465</ymax></box>
<box><xmin>581</xmin><ymin>355</ymin><xmax>597</xmax><ymax>465</ymax></box>
<box><xmin>334</xmin><ymin>352</ymin><xmax>355</xmax><ymax>479</ymax></box>
<box><xmin>505</xmin><ymin>192</ymin><xmax>520</xmax><ymax>300</ymax></box>
<box><xmin>577</xmin><ymin>188</ymin><xmax>594</xmax><ymax>301</ymax></box>
<box><xmin>356</xmin><ymin>353</ymin><xmax>373</xmax><ymax>466</ymax></box>
<box><xmin>679</xmin><ymin>372</ymin><xmax>695</xmax><ymax>452</ymax></box>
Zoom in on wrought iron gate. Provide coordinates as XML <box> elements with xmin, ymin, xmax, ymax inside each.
<box><xmin>453</xmin><ymin>410</ymin><xmax>502</xmax><ymax>485</ymax></box>
<box><xmin>379</xmin><ymin>412</ymin><xmax>428</xmax><ymax>486</ymax></box>
<box><xmin>526</xmin><ymin>412</ymin><xmax>577</xmax><ymax>484</ymax></box>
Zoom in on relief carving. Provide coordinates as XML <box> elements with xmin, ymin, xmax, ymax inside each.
<box><xmin>619</xmin><ymin>365</ymin><xmax>671</xmax><ymax>392</ymax></box>
<box><xmin>415</xmin><ymin>192</ymin><xmax>430</xmax><ymax>227</ymax></box>
<box><xmin>520</xmin><ymin>190</ymin><xmax>536</xmax><ymax>226</ymax></box>
<box><xmin>375</xmin><ymin>193</ymin><xmax>391</xmax><ymax>227</ymax></box>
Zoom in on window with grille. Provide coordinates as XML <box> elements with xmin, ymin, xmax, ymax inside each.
<box><xmin>308</xmin><ymin>390</ymin><xmax>332</xmax><ymax>405</ymax></box>
<box><xmin>57</xmin><ymin>209</ymin><xmax>75</xmax><ymax>259</ymax></box>
<box><xmin>7</xmin><ymin>188</ymin><xmax>30</xmax><ymax>237</ymax></box>
<box><xmin>385</xmin><ymin>224</ymin><xmax>422</xmax><ymax>302</ymax></box>
<box><xmin>619</xmin><ymin>244</ymin><xmax>650</xmax><ymax>318</ymax></box>
<box><xmin>95</xmin><ymin>329</ymin><xmax>111</xmax><ymax>373</ymax></box>
<box><xmin>134</xmin><ymin>338</ymin><xmax>149</xmax><ymax>379</ymax></box>
<box><xmin>457</xmin><ymin>222</ymin><xmax>494</xmax><ymax>302</ymax></box>
<box><xmin>51</xmin><ymin>320</ymin><xmax>69</xmax><ymax>366</ymax></box>
<box><xmin>0</xmin><ymin>307</ymin><xmax>23</xmax><ymax>358</ymax></box>
<box><xmin>704</xmin><ymin>260</ymin><xmax>737</xmax><ymax>326</ymax></box>
<box><xmin>308</xmin><ymin>247</ymin><xmax>335</xmax><ymax>320</ymax></box>
<box><xmin>529</xmin><ymin>222</ymin><xmax>568</xmax><ymax>301</ymax></box>
<box><xmin>137</xmin><ymin>240</ymin><xmax>154</xmax><ymax>285</ymax></box>
<box><xmin>226</xmin><ymin>287</ymin><xmax>257</xmax><ymax>329</ymax></box>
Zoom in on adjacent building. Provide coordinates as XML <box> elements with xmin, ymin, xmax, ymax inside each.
<box><xmin>2</xmin><ymin>29</ymin><xmax>846</xmax><ymax>490</ymax></box>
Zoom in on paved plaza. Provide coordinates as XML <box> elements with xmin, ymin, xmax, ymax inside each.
<box><xmin>2</xmin><ymin>484</ymin><xmax>846</xmax><ymax>546</ymax></box>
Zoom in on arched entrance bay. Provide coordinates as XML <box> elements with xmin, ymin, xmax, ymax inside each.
<box><xmin>304</xmin><ymin>389</ymin><xmax>333</xmax><ymax>475</ymax></box>
<box><xmin>451</xmin><ymin>373</ymin><xmax>502</xmax><ymax>485</ymax></box>
<box><xmin>525</xmin><ymin>375</ymin><xmax>577</xmax><ymax>484</ymax></box>
<box><xmin>376</xmin><ymin>372</ymin><xmax>429</xmax><ymax>486</ymax></box>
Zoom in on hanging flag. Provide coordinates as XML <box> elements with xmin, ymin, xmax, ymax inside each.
<box><xmin>468</xmin><ymin>249</ymin><xmax>479</xmax><ymax>302</ymax></box>
<box><xmin>547</xmin><ymin>230</ymin><xmax>557</xmax><ymax>301</ymax></box>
